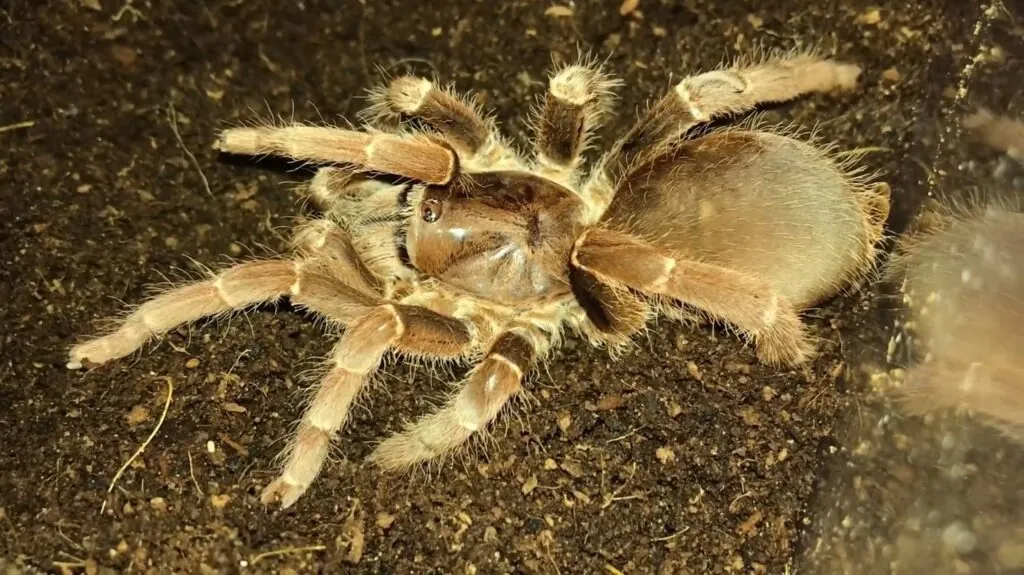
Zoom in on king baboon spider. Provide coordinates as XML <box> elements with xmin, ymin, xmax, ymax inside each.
<box><xmin>68</xmin><ymin>51</ymin><xmax>890</xmax><ymax>508</ymax></box>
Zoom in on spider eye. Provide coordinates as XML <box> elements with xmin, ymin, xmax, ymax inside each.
<box><xmin>421</xmin><ymin>199</ymin><xmax>443</xmax><ymax>223</ymax></box>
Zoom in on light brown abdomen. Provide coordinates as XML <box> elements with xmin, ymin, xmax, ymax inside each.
<box><xmin>601</xmin><ymin>130</ymin><xmax>875</xmax><ymax>307</ymax></box>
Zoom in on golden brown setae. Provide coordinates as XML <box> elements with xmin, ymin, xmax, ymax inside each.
<box><xmin>68</xmin><ymin>52</ymin><xmax>890</xmax><ymax>508</ymax></box>
<box><xmin>887</xmin><ymin>111</ymin><xmax>1024</xmax><ymax>439</ymax></box>
<box><xmin>889</xmin><ymin>203</ymin><xmax>1024</xmax><ymax>437</ymax></box>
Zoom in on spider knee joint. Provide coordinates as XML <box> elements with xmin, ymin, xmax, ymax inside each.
<box><xmin>674</xmin><ymin>84</ymin><xmax>707</xmax><ymax>122</ymax></box>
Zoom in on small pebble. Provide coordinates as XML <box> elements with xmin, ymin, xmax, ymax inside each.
<box><xmin>376</xmin><ymin>512</ymin><xmax>396</xmax><ymax>529</ymax></box>
<box><xmin>210</xmin><ymin>494</ymin><xmax>231</xmax><ymax>509</ymax></box>
<box><xmin>942</xmin><ymin>521</ymin><xmax>978</xmax><ymax>554</ymax></box>
<box><xmin>686</xmin><ymin>361</ymin><xmax>702</xmax><ymax>381</ymax></box>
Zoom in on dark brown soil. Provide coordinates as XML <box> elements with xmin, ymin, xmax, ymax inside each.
<box><xmin>0</xmin><ymin>1</ymin><xmax>1018</xmax><ymax>573</ymax></box>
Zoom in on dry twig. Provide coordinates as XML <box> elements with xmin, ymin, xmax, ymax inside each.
<box><xmin>101</xmin><ymin>377</ymin><xmax>173</xmax><ymax>513</ymax></box>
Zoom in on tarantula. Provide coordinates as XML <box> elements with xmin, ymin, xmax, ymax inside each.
<box><xmin>68</xmin><ymin>52</ymin><xmax>890</xmax><ymax>508</ymax></box>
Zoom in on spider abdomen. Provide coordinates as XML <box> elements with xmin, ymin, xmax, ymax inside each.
<box><xmin>602</xmin><ymin>130</ymin><xmax>888</xmax><ymax>307</ymax></box>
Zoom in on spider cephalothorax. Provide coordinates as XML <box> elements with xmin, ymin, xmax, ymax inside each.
<box><xmin>68</xmin><ymin>51</ymin><xmax>890</xmax><ymax>508</ymax></box>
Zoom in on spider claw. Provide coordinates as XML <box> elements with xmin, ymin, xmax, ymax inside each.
<box><xmin>260</xmin><ymin>476</ymin><xmax>308</xmax><ymax>509</ymax></box>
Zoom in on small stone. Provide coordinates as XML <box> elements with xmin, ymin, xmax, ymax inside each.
<box><xmin>185</xmin><ymin>357</ymin><xmax>200</xmax><ymax>369</ymax></box>
<box><xmin>543</xmin><ymin>458</ymin><xmax>558</xmax><ymax>470</ymax></box>
<box><xmin>882</xmin><ymin>68</ymin><xmax>902</xmax><ymax>82</ymax></box>
<box><xmin>725</xmin><ymin>362</ymin><xmax>751</xmax><ymax>374</ymax></box>
<box><xmin>483</xmin><ymin>526</ymin><xmax>498</xmax><ymax>542</ymax></box>
<box><xmin>762</xmin><ymin>386</ymin><xmax>777</xmax><ymax>402</ymax></box>
<box><xmin>110</xmin><ymin>44</ymin><xmax>137</xmax><ymax>67</ymax></box>
<box><xmin>942</xmin><ymin>521</ymin><xmax>978</xmax><ymax>554</ymax></box>
<box><xmin>666</xmin><ymin>400</ymin><xmax>683</xmax><ymax>417</ymax></box>
<box><xmin>210</xmin><ymin>494</ymin><xmax>231</xmax><ymax>509</ymax></box>
<box><xmin>150</xmin><ymin>497</ymin><xmax>167</xmax><ymax>512</ymax></box>
<box><xmin>619</xmin><ymin>0</ymin><xmax>639</xmax><ymax>16</ymax></box>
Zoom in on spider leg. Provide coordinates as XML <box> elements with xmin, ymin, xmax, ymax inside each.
<box><xmin>67</xmin><ymin>259</ymin><xmax>377</xmax><ymax>369</ymax></box>
<box><xmin>532</xmin><ymin>61</ymin><xmax>620</xmax><ymax>189</ymax></box>
<box><xmin>364</xmin><ymin>76</ymin><xmax>519</xmax><ymax>169</ymax></box>
<box><xmin>368</xmin><ymin>326</ymin><xmax>542</xmax><ymax>470</ymax></box>
<box><xmin>290</xmin><ymin>218</ymin><xmax>384</xmax><ymax>295</ymax></box>
<box><xmin>573</xmin><ymin>228</ymin><xmax>813</xmax><ymax>366</ymax></box>
<box><xmin>216</xmin><ymin>125</ymin><xmax>456</xmax><ymax>185</ymax></box>
<box><xmin>262</xmin><ymin>304</ymin><xmax>474</xmax><ymax>508</ymax></box>
<box><xmin>305</xmin><ymin>166</ymin><xmax>403</xmax><ymax>218</ymax></box>
<box><xmin>584</xmin><ymin>52</ymin><xmax>860</xmax><ymax>206</ymax></box>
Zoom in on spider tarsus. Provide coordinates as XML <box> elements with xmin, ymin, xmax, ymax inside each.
<box><xmin>260</xmin><ymin>476</ymin><xmax>307</xmax><ymax>509</ymax></box>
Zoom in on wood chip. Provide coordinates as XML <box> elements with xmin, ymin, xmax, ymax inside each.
<box><xmin>739</xmin><ymin>406</ymin><xmax>762</xmax><ymax>427</ymax></box>
<box><xmin>656</xmin><ymin>446</ymin><xmax>676</xmax><ymax>464</ymax></box>
<box><xmin>522</xmin><ymin>474</ymin><xmax>538</xmax><ymax>495</ymax></box>
<box><xmin>557</xmin><ymin>412</ymin><xmax>572</xmax><ymax>433</ymax></box>
<box><xmin>595</xmin><ymin>394</ymin><xmax>626</xmax><ymax>411</ymax></box>
<box><xmin>686</xmin><ymin>361</ymin><xmax>703</xmax><ymax>381</ymax></box>
<box><xmin>856</xmin><ymin>8</ymin><xmax>882</xmax><ymax>25</ymax></box>
<box><xmin>560</xmin><ymin>460</ymin><xmax>584</xmax><ymax>478</ymax></box>
<box><xmin>217</xmin><ymin>432</ymin><xmax>249</xmax><ymax>457</ymax></box>
<box><xmin>544</xmin><ymin>5</ymin><xmax>574</xmax><ymax>17</ymax></box>
<box><xmin>572</xmin><ymin>490</ymin><xmax>592</xmax><ymax>505</ymax></box>
<box><xmin>619</xmin><ymin>0</ymin><xmax>639</xmax><ymax>16</ymax></box>
<box><xmin>125</xmin><ymin>405</ymin><xmax>150</xmax><ymax>426</ymax></box>
<box><xmin>221</xmin><ymin>402</ymin><xmax>247</xmax><ymax>414</ymax></box>
<box><xmin>376</xmin><ymin>512</ymin><xmax>396</xmax><ymax>529</ymax></box>
<box><xmin>340</xmin><ymin>506</ymin><xmax>365</xmax><ymax>564</ymax></box>
<box><xmin>737</xmin><ymin>509</ymin><xmax>763</xmax><ymax>536</ymax></box>
<box><xmin>210</xmin><ymin>493</ymin><xmax>231</xmax><ymax>509</ymax></box>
